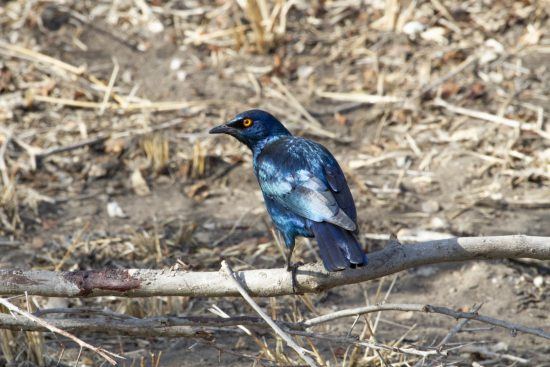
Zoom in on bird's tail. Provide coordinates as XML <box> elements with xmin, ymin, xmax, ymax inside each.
<box><xmin>310</xmin><ymin>222</ymin><xmax>367</xmax><ymax>272</ymax></box>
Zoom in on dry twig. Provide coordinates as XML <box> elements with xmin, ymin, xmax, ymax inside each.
<box><xmin>220</xmin><ymin>260</ymin><xmax>319</xmax><ymax>367</ymax></box>
<box><xmin>436</xmin><ymin>304</ymin><xmax>483</xmax><ymax>349</ymax></box>
<box><xmin>304</xmin><ymin>303</ymin><xmax>549</xmax><ymax>340</ymax></box>
<box><xmin>433</xmin><ymin>98</ymin><xmax>550</xmax><ymax>140</ymax></box>
<box><xmin>0</xmin><ymin>298</ymin><xmax>122</xmax><ymax>365</ymax></box>
<box><xmin>0</xmin><ymin>129</ymin><xmax>12</xmax><ymax>186</ymax></box>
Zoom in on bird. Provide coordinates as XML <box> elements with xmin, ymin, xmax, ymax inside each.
<box><xmin>209</xmin><ymin>109</ymin><xmax>367</xmax><ymax>272</ymax></box>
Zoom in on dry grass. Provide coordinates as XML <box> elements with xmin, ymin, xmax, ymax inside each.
<box><xmin>0</xmin><ymin>0</ymin><xmax>548</xmax><ymax>366</ymax></box>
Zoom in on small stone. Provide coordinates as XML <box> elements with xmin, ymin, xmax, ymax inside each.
<box><xmin>395</xmin><ymin>156</ymin><xmax>409</xmax><ymax>167</ymax></box>
<box><xmin>170</xmin><ymin>58</ymin><xmax>182</xmax><ymax>71</ymax></box>
<box><xmin>403</xmin><ymin>21</ymin><xmax>425</xmax><ymax>36</ymax></box>
<box><xmin>297</xmin><ymin>65</ymin><xmax>314</xmax><ymax>79</ymax></box>
<box><xmin>492</xmin><ymin>341</ymin><xmax>508</xmax><ymax>352</ymax></box>
<box><xmin>488</xmin><ymin>71</ymin><xmax>503</xmax><ymax>83</ymax></box>
<box><xmin>177</xmin><ymin>70</ymin><xmax>187</xmax><ymax>81</ymax></box>
<box><xmin>485</xmin><ymin>38</ymin><xmax>504</xmax><ymax>53</ymax></box>
<box><xmin>533</xmin><ymin>275</ymin><xmax>544</xmax><ymax>288</ymax></box>
<box><xmin>480</xmin><ymin>39</ymin><xmax>504</xmax><ymax>65</ymax></box>
<box><xmin>479</xmin><ymin>50</ymin><xmax>498</xmax><ymax>65</ymax></box>
<box><xmin>147</xmin><ymin>19</ymin><xmax>164</xmax><ymax>34</ymax></box>
<box><xmin>107</xmin><ymin>201</ymin><xmax>127</xmax><ymax>218</ymax></box>
<box><xmin>421</xmin><ymin>27</ymin><xmax>448</xmax><ymax>45</ymax></box>
<box><xmin>429</xmin><ymin>217</ymin><xmax>448</xmax><ymax>229</ymax></box>
<box><xmin>421</xmin><ymin>200</ymin><xmax>440</xmax><ymax>213</ymax></box>
<box><xmin>88</xmin><ymin>164</ymin><xmax>107</xmax><ymax>178</ymax></box>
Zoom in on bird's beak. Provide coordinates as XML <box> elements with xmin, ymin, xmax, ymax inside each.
<box><xmin>209</xmin><ymin>123</ymin><xmax>233</xmax><ymax>135</ymax></box>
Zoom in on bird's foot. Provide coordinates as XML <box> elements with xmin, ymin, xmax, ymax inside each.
<box><xmin>285</xmin><ymin>260</ymin><xmax>304</xmax><ymax>272</ymax></box>
<box><xmin>286</xmin><ymin>261</ymin><xmax>304</xmax><ymax>293</ymax></box>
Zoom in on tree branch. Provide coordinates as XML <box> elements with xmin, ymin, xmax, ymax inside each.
<box><xmin>0</xmin><ymin>298</ymin><xmax>122</xmax><ymax>365</ymax></box>
<box><xmin>0</xmin><ymin>312</ymin><xmax>441</xmax><ymax>357</ymax></box>
<box><xmin>221</xmin><ymin>260</ymin><xmax>320</xmax><ymax>367</ymax></box>
<box><xmin>0</xmin><ymin>235</ymin><xmax>548</xmax><ymax>298</ymax></box>
<box><xmin>303</xmin><ymin>303</ymin><xmax>549</xmax><ymax>340</ymax></box>
<box><xmin>0</xmin><ymin>313</ymin><xmax>220</xmax><ymax>339</ymax></box>
<box><xmin>1</xmin><ymin>301</ymin><xmax>546</xmax><ymax>341</ymax></box>
<box><xmin>0</xmin><ymin>299</ymin><xmax>547</xmax><ymax>360</ymax></box>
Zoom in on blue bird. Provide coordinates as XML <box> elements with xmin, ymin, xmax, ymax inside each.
<box><xmin>209</xmin><ymin>109</ymin><xmax>367</xmax><ymax>272</ymax></box>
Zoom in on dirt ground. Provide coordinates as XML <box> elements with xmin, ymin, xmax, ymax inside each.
<box><xmin>0</xmin><ymin>1</ymin><xmax>549</xmax><ymax>366</ymax></box>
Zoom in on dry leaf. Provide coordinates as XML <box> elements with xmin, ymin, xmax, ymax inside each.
<box><xmin>468</xmin><ymin>82</ymin><xmax>486</xmax><ymax>99</ymax></box>
<box><xmin>440</xmin><ymin>81</ymin><xmax>461</xmax><ymax>99</ymax></box>
<box><xmin>334</xmin><ymin>112</ymin><xmax>347</xmax><ymax>126</ymax></box>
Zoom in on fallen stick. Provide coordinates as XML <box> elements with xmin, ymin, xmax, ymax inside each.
<box><xmin>417</xmin><ymin>54</ymin><xmax>478</xmax><ymax>96</ymax></box>
<box><xmin>459</xmin><ymin>345</ymin><xmax>531</xmax><ymax>365</ymax></box>
<box><xmin>286</xmin><ymin>330</ymin><xmax>441</xmax><ymax>358</ymax></box>
<box><xmin>433</xmin><ymin>98</ymin><xmax>550</xmax><ymax>140</ymax></box>
<box><xmin>0</xmin><ymin>298</ymin><xmax>122</xmax><ymax>365</ymax></box>
<box><xmin>0</xmin><ymin>313</ymin><xmax>439</xmax><ymax>357</ymax></box>
<box><xmin>0</xmin><ymin>312</ymin><xmax>220</xmax><ymax>339</ymax></box>
<box><xmin>436</xmin><ymin>303</ymin><xmax>483</xmax><ymax>349</ymax></box>
<box><xmin>0</xmin><ymin>235</ymin><xmax>547</xmax><ymax>298</ymax></box>
<box><xmin>220</xmin><ymin>260</ymin><xmax>320</xmax><ymax>367</ymax></box>
<box><xmin>303</xmin><ymin>303</ymin><xmax>549</xmax><ymax>340</ymax></box>
<box><xmin>269</xmin><ymin>78</ymin><xmax>338</xmax><ymax>139</ymax></box>
<box><xmin>0</xmin><ymin>301</ymin><xmax>545</xmax><ymax>341</ymax></box>
<box><xmin>0</xmin><ymin>128</ymin><xmax>12</xmax><ymax>186</ymax></box>
<box><xmin>98</xmin><ymin>58</ymin><xmax>120</xmax><ymax>115</ymax></box>
<box><xmin>0</xmin><ymin>41</ymin><xmax>84</xmax><ymax>74</ymax></box>
<box><xmin>30</xmin><ymin>94</ymin><xmax>204</xmax><ymax>112</ymax></box>
<box><xmin>316</xmin><ymin>90</ymin><xmax>405</xmax><ymax>104</ymax></box>
<box><xmin>14</xmin><ymin>117</ymin><xmax>188</xmax><ymax>169</ymax></box>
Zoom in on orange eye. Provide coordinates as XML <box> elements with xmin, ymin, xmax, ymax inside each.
<box><xmin>243</xmin><ymin>118</ymin><xmax>253</xmax><ymax>128</ymax></box>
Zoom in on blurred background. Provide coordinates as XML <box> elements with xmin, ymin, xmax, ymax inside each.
<box><xmin>0</xmin><ymin>0</ymin><xmax>548</xmax><ymax>366</ymax></box>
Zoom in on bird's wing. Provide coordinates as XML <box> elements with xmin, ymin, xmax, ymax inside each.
<box><xmin>257</xmin><ymin>143</ymin><xmax>356</xmax><ymax>231</ymax></box>
<box><xmin>324</xmin><ymin>162</ymin><xmax>357</xmax><ymax>224</ymax></box>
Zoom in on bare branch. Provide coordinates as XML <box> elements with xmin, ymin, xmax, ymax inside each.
<box><xmin>459</xmin><ymin>345</ymin><xmax>531</xmax><ymax>365</ymax></box>
<box><xmin>433</xmin><ymin>98</ymin><xmax>550</xmax><ymax>140</ymax></box>
<box><xmin>286</xmin><ymin>330</ymin><xmax>442</xmax><ymax>358</ymax></box>
<box><xmin>0</xmin><ymin>128</ymin><xmax>12</xmax><ymax>186</ymax></box>
<box><xmin>220</xmin><ymin>260</ymin><xmax>320</xmax><ymax>367</ymax></box>
<box><xmin>436</xmin><ymin>304</ymin><xmax>483</xmax><ymax>349</ymax></box>
<box><xmin>0</xmin><ymin>312</ymin><xmax>222</xmax><ymax>339</ymax></box>
<box><xmin>0</xmin><ymin>298</ymin><xmax>122</xmax><ymax>365</ymax></box>
<box><xmin>0</xmin><ymin>236</ymin><xmax>547</xmax><ymax>298</ymax></box>
<box><xmin>303</xmin><ymin>303</ymin><xmax>549</xmax><ymax>340</ymax></box>
<box><xmin>1</xmin><ymin>301</ymin><xmax>547</xmax><ymax>342</ymax></box>
<box><xmin>0</xmin><ymin>309</ymin><xmax>442</xmax><ymax>358</ymax></box>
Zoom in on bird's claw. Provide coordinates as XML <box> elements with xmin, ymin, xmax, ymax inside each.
<box><xmin>286</xmin><ymin>261</ymin><xmax>304</xmax><ymax>293</ymax></box>
<box><xmin>285</xmin><ymin>260</ymin><xmax>304</xmax><ymax>272</ymax></box>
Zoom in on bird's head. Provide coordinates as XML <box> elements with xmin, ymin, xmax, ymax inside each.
<box><xmin>209</xmin><ymin>109</ymin><xmax>291</xmax><ymax>149</ymax></box>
